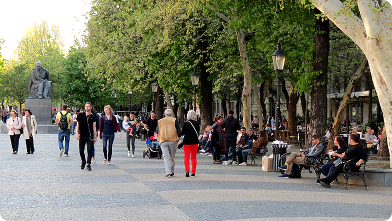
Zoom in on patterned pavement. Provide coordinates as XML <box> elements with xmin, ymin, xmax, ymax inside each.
<box><xmin>0</xmin><ymin>133</ymin><xmax>391</xmax><ymax>221</ymax></box>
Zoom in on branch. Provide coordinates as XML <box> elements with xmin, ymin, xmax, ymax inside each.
<box><xmin>311</xmin><ymin>0</ymin><xmax>366</xmax><ymax>48</ymax></box>
<box><xmin>216</xmin><ymin>12</ymin><xmax>230</xmax><ymax>23</ymax></box>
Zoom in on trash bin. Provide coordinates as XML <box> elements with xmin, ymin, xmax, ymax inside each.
<box><xmin>272</xmin><ymin>143</ymin><xmax>287</xmax><ymax>171</ymax></box>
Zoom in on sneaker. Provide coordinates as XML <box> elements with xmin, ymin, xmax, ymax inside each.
<box><xmin>108</xmin><ymin>161</ymin><xmax>111</xmax><ymax>165</ymax></box>
<box><xmin>320</xmin><ymin>181</ymin><xmax>331</xmax><ymax>188</ymax></box>
<box><xmin>87</xmin><ymin>164</ymin><xmax>91</xmax><ymax>171</ymax></box>
<box><xmin>207</xmin><ymin>154</ymin><xmax>213</xmax><ymax>157</ymax></box>
<box><xmin>214</xmin><ymin>160</ymin><xmax>222</xmax><ymax>164</ymax></box>
<box><xmin>102</xmin><ymin>159</ymin><xmax>107</xmax><ymax>164</ymax></box>
<box><xmin>64</xmin><ymin>154</ymin><xmax>69</xmax><ymax>157</ymax></box>
<box><xmin>232</xmin><ymin>161</ymin><xmax>237</xmax><ymax>165</ymax></box>
<box><xmin>191</xmin><ymin>173</ymin><xmax>195</xmax><ymax>176</ymax></box>
<box><xmin>278</xmin><ymin>165</ymin><xmax>287</xmax><ymax>171</ymax></box>
<box><xmin>165</xmin><ymin>174</ymin><xmax>171</xmax><ymax>178</ymax></box>
<box><xmin>239</xmin><ymin>162</ymin><xmax>247</xmax><ymax>166</ymax></box>
<box><xmin>200</xmin><ymin>149</ymin><xmax>206</xmax><ymax>153</ymax></box>
<box><xmin>278</xmin><ymin>173</ymin><xmax>290</xmax><ymax>178</ymax></box>
<box><xmin>92</xmin><ymin>157</ymin><xmax>96</xmax><ymax>164</ymax></box>
<box><xmin>59</xmin><ymin>149</ymin><xmax>64</xmax><ymax>157</ymax></box>
<box><xmin>222</xmin><ymin>161</ymin><xmax>229</xmax><ymax>165</ymax></box>
<box><xmin>170</xmin><ymin>173</ymin><xmax>174</xmax><ymax>177</ymax></box>
<box><xmin>132</xmin><ymin>154</ymin><xmax>134</xmax><ymax>158</ymax></box>
<box><xmin>128</xmin><ymin>151</ymin><xmax>131</xmax><ymax>157</ymax></box>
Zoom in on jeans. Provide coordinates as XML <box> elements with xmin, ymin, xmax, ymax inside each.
<box><xmin>160</xmin><ymin>141</ymin><xmax>177</xmax><ymax>175</ymax></box>
<box><xmin>102</xmin><ymin>133</ymin><xmax>115</xmax><ymax>161</ymax></box>
<box><xmin>25</xmin><ymin>136</ymin><xmax>34</xmax><ymax>153</ymax></box>
<box><xmin>72</xmin><ymin>122</ymin><xmax>77</xmax><ymax>134</ymax></box>
<box><xmin>10</xmin><ymin>134</ymin><xmax>20</xmax><ymax>152</ymax></box>
<box><xmin>183</xmin><ymin>144</ymin><xmax>198</xmax><ymax>174</ymax></box>
<box><xmin>321</xmin><ymin>162</ymin><xmax>334</xmax><ymax>177</ymax></box>
<box><xmin>58</xmin><ymin>129</ymin><xmax>70</xmax><ymax>155</ymax></box>
<box><xmin>213</xmin><ymin>144</ymin><xmax>222</xmax><ymax>161</ymax></box>
<box><xmin>224</xmin><ymin>139</ymin><xmax>237</xmax><ymax>161</ymax></box>
<box><xmin>79</xmin><ymin>137</ymin><xmax>94</xmax><ymax>165</ymax></box>
<box><xmin>126</xmin><ymin>132</ymin><xmax>136</xmax><ymax>154</ymax></box>
<box><xmin>242</xmin><ymin>149</ymin><xmax>250</xmax><ymax>163</ymax></box>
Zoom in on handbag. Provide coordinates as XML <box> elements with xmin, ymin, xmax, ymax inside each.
<box><xmin>333</xmin><ymin>158</ymin><xmax>342</xmax><ymax>167</ymax></box>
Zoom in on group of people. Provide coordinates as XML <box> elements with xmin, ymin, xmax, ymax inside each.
<box><xmin>6</xmin><ymin>109</ymin><xmax>37</xmax><ymax>154</ymax></box>
<box><xmin>278</xmin><ymin>133</ymin><xmax>367</xmax><ymax>189</ymax></box>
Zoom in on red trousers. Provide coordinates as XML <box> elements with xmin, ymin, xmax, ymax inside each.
<box><xmin>183</xmin><ymin>144</ymin><xmax>198</xmax><ymax>173</ymax></box>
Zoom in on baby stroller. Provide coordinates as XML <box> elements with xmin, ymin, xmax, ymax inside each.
<box><xmin>143</xmin><ymin>139</ymin><xmax>162</xmax><ymax>159</ymax></box>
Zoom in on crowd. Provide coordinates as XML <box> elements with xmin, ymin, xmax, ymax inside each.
<box><xmin>3</xmin><ymin>105</ymin><xmax>371</xmax><ymax>189</ymax></box>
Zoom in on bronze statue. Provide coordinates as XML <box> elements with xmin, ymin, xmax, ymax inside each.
<box><xmin>28</xmin><ymin>61</ymin><xmax>51</xmax><ymax>99</ymax></box>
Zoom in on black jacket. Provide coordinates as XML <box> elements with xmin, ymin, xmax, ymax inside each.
<box><xmin>181</xmin><ymin>120</ymin><xmax>200</xmax><ymax>145</ymax></box>
<box><xmin>221</xmin><ymin>115</ymin><xmax>240</xmax><ymax>140</ymax></box>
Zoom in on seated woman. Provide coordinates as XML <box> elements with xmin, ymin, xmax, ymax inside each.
<box><xmin>321</xmin><ymin>136</ymin><xmax>348</xmax><ymax>177</ymax></box>
<box><xmin>319</xmin><ymin>133</ymin><xmax>367</xmax><ymax>188</ymax></box>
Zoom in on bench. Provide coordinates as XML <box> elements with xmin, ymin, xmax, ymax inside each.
<box><xmin>338</xmin><ymin>161</ymin><xmax>367</xmax><ymax>190</ymax></box>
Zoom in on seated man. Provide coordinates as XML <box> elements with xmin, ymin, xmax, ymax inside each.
<box><xmin>199</xmin><ymin>125</ymin><xmax>211</xmax><ymax>148</ymax></box>
<box><xmin>239</xmin><ymin>128</ymin><xmax>259</xmax><ymax>166</ymax></box>
<box><xmin>278</xmin><ymin>134</ymin><xmax>324</xmax><ymax>178</ymax></box>
<box><xmin>364</xmin><ymin>127</ymin><xmax>377</xmax><ymax>153</ymax></box>
<box><xmin>224</xmin><ymin>127</ymin><xmax>249</xmax><ymax>164</ymax></box>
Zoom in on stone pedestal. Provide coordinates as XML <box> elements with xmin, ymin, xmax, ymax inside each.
<box><xmin>25</xmin><ymin>98</ymin><xmax>52</xmax><ymax>125</ymax></box>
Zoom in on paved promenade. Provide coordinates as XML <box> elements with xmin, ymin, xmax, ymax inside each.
<box><xmin>0</xmin><ymin>133</ymin><xmax>391</xmax><ymax>221</ymax></box>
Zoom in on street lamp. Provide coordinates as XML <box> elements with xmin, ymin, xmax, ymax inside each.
<box><xmin>271</xmin><ymin>42</ymin><xmax>286</xmax><ymax>140</ymax></box>
<box><xmin>191</xmin><ymin>69</ymin><xmax>199</xmax><ymax>111</ymax></box>
<box><xmin>151</xmin><ymin>82</ymin><xmax>158</xmax><ymax>111</ymax></box>
<box><xmin>128</xmin><ymin>91</ymin><xmax>132</xmax><ymax>111</ymax></box>
<box><xmin>113</xmin><ymin>90</ymin><xmax>118</xmax><ymax>111</ymax></box>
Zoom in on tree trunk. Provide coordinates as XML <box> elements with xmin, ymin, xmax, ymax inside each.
<box><xmin>288</xmin><ymin>82</ymin><xmax>299</xmax><ymax>136</ymax></box>
<box><xmin>179</xmin><ymin>106</ymin><xmax>185</xmax><ymax>126</ymax></box>
<box><xmin>259</xmin><ymin>82</ymin><xmax>267</xmax><ymax>118</ymax></box>
<box><xmin>237</xmin><ymin>29</ymin><xmax>252</xmax><ymax>130</ymax></box>
<box><xmin>155</xmin><ymin>85</ymin><xmax>164</xmax><ymax>119</ymax></box>
<box><xmin>199</xmin><ymin>33</ymin><xmax>213</xmax><ymax>131</ymax></box>
<box><xmin>310</xmin><ymin>10</ymin><xmax>329</xmax><ymax>139</ymax></box>
<box><xmin>163</xmin><ymin>90</ymin><xmax>175</xmax><ymax>118</ymax></box>
<box><xmin>327</xmin><ymin>59</ymin><xmax>367</xmax><ymax>150</ymax></box>
<box><xmin>378</xmin><ymin>129</ymin><xmax>390</xmax><ymax>158</ymax></box>
<box><xmin>253</xmin><ymin>82</ymin><xmax>263</xmax><ymax>128</ymax></box>
<box><xmin>221</xmin><ymin>98</ymin><xmax>227</xmax><ymax>117</ymax></box>
<box><xmin>300</xmin><ymin>94</ymin><xmax>307</xmax><ymax>117</ymax></box>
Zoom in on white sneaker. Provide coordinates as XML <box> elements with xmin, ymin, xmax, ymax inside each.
<box><xmin>222</xmin><ymin>161</ymin><xmax>229</xmax><ymax>165</ymax></box>
<box><xmin>128</xmin><ymin>151</ymin><xmax>131</xmax><ymax>157</ymax></box>
<box><xmin>232</xmin><ymin>161</ymin><xmax>237</xmax><ymax>165</ymax></box>
<box><xmin>200</xmin><ymin>149</ymin><xmax>206</xmax><ymax>153</ymax></box>
<box><xmin>207</xmin><ymin>154</ymin><xmax>213</xmax><ymax>157</ymax></box>
<box><xmin>132</xmin><ymin>154</ymin><xmax>134</xmax><ymax>158</ymax></box>
<box><xmin>239</xmin><ymin>162</ymin><xmax>247</xmax><ymax>166</ymax></box>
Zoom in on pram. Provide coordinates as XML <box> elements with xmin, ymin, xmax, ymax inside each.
<box><xmin>143</xmin><ymin>138</ymin><xmax>162</xmax><ymax>159</ymax></box>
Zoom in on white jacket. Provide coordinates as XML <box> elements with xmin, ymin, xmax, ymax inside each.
<box><xmin>6</xmin><ymin>117</ymin><xmax>22</xmax><ymax>135</ymax></box>
<box><xmin>22</xmin><ymin>115</ymin><xmax>37</xmax><ymax>139</ymax></box>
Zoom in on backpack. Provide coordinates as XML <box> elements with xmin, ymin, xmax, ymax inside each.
<box><xmin>289</xmin><ymin>163</ymin><xmax>301</xmax><ymax>178</ymax></box>
<box><xmin>59</xmin><ymin>112</ymin><xmax>69</xmax><ymax>130</ymax></box>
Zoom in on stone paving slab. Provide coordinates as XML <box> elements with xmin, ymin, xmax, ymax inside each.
<box><xmin>0</xmin><ymin>133</ymin><xmax>391</xmax><ymax>221</ymax></box>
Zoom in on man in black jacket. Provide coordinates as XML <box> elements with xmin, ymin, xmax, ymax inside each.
<box><xmin>221</xmin><ymin>110</ymin><xmax>241</xmax><ymax>165</ymax></box>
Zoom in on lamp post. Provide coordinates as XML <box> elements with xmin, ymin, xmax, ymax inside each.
<box><xmin>113</xmin><ymin>90</ymin><xmax>118</xmax><ymax>111</ymax></box>
<box><xmin>151</xmin><ymin>82</ymin><xmax>158</xmax><ymax>111</ymax></box>
<box><xmin>191</xmin><ymin>70</ymin><xmax>199</xmax><ymax>111</ymax></box>
<box><xmin>271</xmin><ymin>42</ymin><xmax>286</xmax><ymax>140</ymax></box>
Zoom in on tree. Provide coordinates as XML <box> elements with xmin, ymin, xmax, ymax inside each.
<box><xmin>310</xmin><ymin>0</ymin><xmax>392</xmax><ymax>166</ymax></box>
<box><xmin>15</xmin><ymin>21</ymin><xmax>65</xmax><ymax>101</ymax></box>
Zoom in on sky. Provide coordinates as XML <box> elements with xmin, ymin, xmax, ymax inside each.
<box><xmin>0</xmin><ymin>0</ymin><xmax>92</xmax><ymax>60</ymax></box>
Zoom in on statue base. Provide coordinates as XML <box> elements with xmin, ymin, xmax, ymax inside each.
<box><xmin>25</xmin><ymin>98</ymin><xmax>52</xmax><ymax>125</ymax></box>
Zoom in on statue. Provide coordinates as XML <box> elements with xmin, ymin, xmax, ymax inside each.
<box><xmin>28</xmin><ymin>61</ymin><xmax>51</xmax><ymax>99</ymax></box>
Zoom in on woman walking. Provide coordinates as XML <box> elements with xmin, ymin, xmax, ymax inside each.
<box><xmin>211</xmin><ymin>116</ymin><xmax>224</xmax><ymax>164</ymax></box>
<box><xmin>21</xmin><ymin>109</ymin><xmax>37</xmax><ymax>154</ymax></box>
<box><xmin>100</xmin><ymin>105</ymin><xmax>122</xmax><ymax>165</ymax></box>
<box><xmin>6</xmin><ymin>110</ymin><xmax>22</xmax><ymax>154</ymax></box>
<box><xmin>181</xmin><ymin>110</ymin><xmax>200</xmax><ymax>177</ymax></box>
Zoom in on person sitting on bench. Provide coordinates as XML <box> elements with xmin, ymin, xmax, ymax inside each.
<box><xmin>278</xmin><ymin>134</ymin><xmax>324</xmax><ymax>178</ymax></box>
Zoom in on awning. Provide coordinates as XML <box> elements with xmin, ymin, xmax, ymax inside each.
<box><xmin>327</xmin><ymin>91</ymin><xmax>372</xmax><ymax>99</ymax></box>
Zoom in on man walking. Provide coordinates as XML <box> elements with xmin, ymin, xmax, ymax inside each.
<box><xmin>55</xmin><ymin>104</ymin><xmax>72</xmax><ymax>157</ymax></box>
<box><xmin>144</xmin><ymin>111</ymin><xmax>158</xmax><ymax>138</ymax></box>
<box><xmin>75</xmin><ymin>102</ymin><xmax>97</xmax><ymax>171</ymax></box>
<box><xmin>157</xmin><ymin>109</ymin><xmax>181</xmax><ymax>178</ymax></box>
<box><xmin>221</xmin><ymin>110</ymin><xmax>241</xmax><ymax>165</ymax></box>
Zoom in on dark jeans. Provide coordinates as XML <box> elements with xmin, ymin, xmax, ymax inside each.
<box><xmin>102</xmin><ymin>133</ymin><xmax>115</xmax><ymax>161</ymax></box>
<box><xmin>213</xmin><ymin>144</ymin><xmax>222</xmax><ymax>161</ymax></box>
<box><xmin>224</xmin><ymin>139</ymin><xmax>237</xmax><ymax>161</ymax></box>
<box><xmin>25</xmin><ymin>136</ymin><xmax>34</xmax><ymax>153</ymax></box>
<box><xmin>126</xmin><ymin>132</ymin><xmax>136</xmax><ymax>154</ymax></box>
<box><xmin>321</xmin><ymin>162</ymin><xmax>334</xmax><ymax>177</ymax></box>
<box><xmin>10</xmin><ymin>134</ymin><xmax>20</xmax><ymax>152</ymax></box>
<box><xmin>79</xmin><ymin>137</ymin><xmax>94</xmax><ymax>165</ymax></box>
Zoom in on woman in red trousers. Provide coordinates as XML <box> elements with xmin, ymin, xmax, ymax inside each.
<box><xmin>181</xmin><ymin>110</ymin><xmax>200</xmax><ymax>177</ymax></box>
